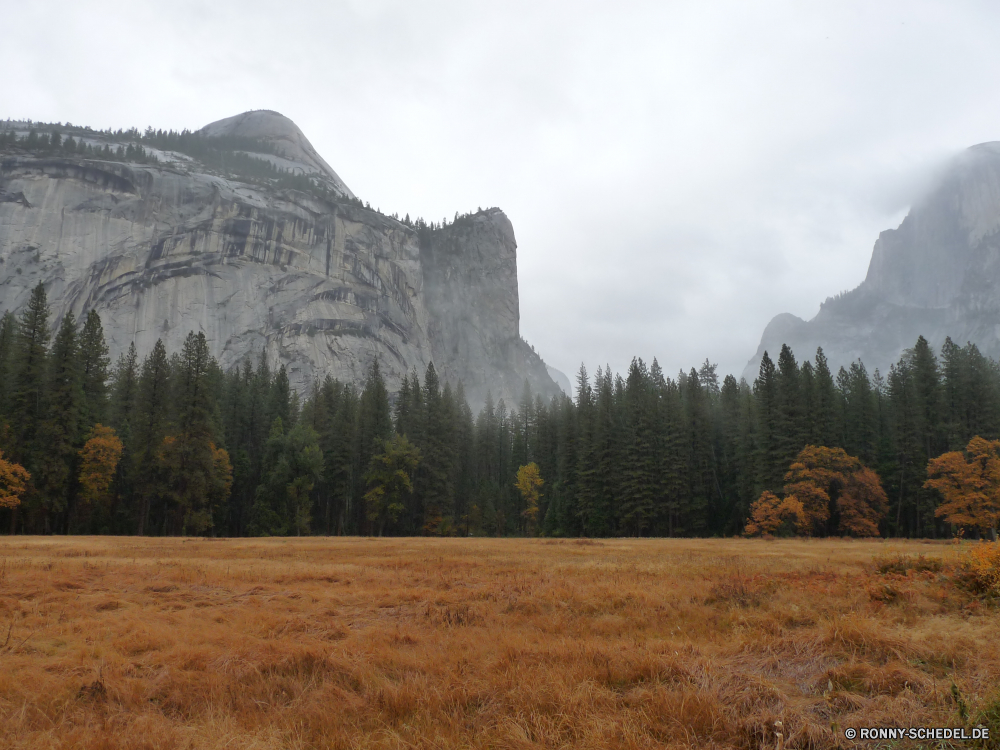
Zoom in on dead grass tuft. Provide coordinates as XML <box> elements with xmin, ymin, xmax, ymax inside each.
<box><xmin>706</xmin><ymin>556</ymin><xmax>773</xmax><ymax>607</ymax></box>
<box><xmin>873</xmin><ymin>552</ymin><xmax>944</xmax><ymax>575</ymax></box>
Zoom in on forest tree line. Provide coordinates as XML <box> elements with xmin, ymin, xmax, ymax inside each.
<box><xmin>0</xmin><ymin>281</ymin><xmax>996</xmax><ymax>538</ymax></box>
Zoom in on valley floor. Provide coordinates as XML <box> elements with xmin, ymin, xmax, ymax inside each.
<box><xmin>0</xmin><ymin>536</ymin><xmax>996</xmax><ymax>749</ymax></box>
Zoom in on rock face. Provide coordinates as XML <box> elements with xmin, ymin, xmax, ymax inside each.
<box><xmin>0</xmin><ymin>111</ymin><xmax>559</xmax><ymax>408</ymax></box>
<box><xmin>745</xmin><ymin>142</ymin><xmax>1000</xmax><ymax>380</ymax></box>
<box><xmin>197</xmin><ymin>110</ymin><xmax>354</xmax><ymax>197</ymax></box>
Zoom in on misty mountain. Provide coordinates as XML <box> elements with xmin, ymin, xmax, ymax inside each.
<box><xmin>0</xmin><ymin>110</ymin><xmax>561</xmax><ymax>407</ymax></box>
<box><xmin>746</xmin><ymin>141</ymin><xmax>1000</xmax><ymax>379</ymax></box>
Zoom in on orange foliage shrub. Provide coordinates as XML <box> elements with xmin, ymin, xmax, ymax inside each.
<box><xmin>78</xmin><ymin>424</ymin><xmax>123</xmax><ymax>508</ymax></box>
<box><xmin>784</xmin><ymin>445</ymin><xmax>887</xmax><ymax>536</ymax></box>
<box><xmin>925</xmin><ymin>436</ymin><xmax>1000</xmax><ymax>536</ymax></box>
<box><xmin>960</xmin><ymin>542</ymin><xmax>1000</xmax><ymax>596</ymax></box>
<box><xmin>744</xmin><ymin>490</ymin><xmax>807</xmax><ymax>536</ymax></box>
<box><xmin>0</xmin><ymin>449</ymin><xmax>30</xmax><ymax>508</ymax></box>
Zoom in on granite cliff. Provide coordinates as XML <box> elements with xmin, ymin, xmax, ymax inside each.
<box><xmin>745</xmin><ymin>142</ymin><xmax>1000</xmax><ymax>380</ymax></box>
<box><xmin>0</xmin><ymin>111</ymin><xmax>560</xmax><ymax>407</ymax></box>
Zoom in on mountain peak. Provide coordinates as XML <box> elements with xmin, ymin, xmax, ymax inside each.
<box><xmin>198</xmin><ymin>110</ymin><xmax>353</xmax><ymax>197</ymax></box>
<box><xmin>744</xmin><ymin>140</ymin><xmax>1000</xmax><ymax>380</ymax></box>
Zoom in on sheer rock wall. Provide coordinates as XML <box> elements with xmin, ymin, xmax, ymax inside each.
<box><xmin>0</xmin><ymin>127</ymin><xmax>558</xmax><ymax>407</ymax></box>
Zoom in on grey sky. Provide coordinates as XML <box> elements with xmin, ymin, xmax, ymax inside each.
<box><xmin>6</xmin><ymin>1</ymin><xmax>1000</xmax><ymax>384</ymax></box>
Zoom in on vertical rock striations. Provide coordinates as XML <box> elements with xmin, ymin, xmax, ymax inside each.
<box><xmin>421</xmin><ymin>209</ymin><xmax>557</xmax><ymax>407</ymax></box>
<box><xmin>0</xmin><ymin>111</ymin><xmax>559</xmax><ymax>407</ymax></box>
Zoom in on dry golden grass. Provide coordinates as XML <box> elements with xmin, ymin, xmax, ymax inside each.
<box><xmin>0</xmin><ymin>536</ymin><xmax>997</xmax><ymax>749</ymax></box>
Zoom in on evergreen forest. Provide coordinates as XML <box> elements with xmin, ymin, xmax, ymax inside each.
<box><xmin>0</xmin><ymin>281</ymin><xmax>996</xmax><ymax>539</ymax></box>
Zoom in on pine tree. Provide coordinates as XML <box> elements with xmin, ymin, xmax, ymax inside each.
<box><xmin>355</xmin><ymin>360</ymin><xmax>392</xmax><ymax>533</ymax></box>
<box><xmin>658</xmin><ymin>374</ymin><xmax>689</xmax><ymax>536</ymax></box>
<box><xmin>452</xmin><ymin>381</ymin><xmax>476</xmax><ymax>535</ymax></box>
<box><xmin>840</xmin><ymin>360</ymin><xmax>876</xmax><ymax>464</ymax></box>
<box><xmin>574</xmin><ymin>365</ymin><xmax>597</xmax><ymax>534</ymax></box>
<box><xmin>269</xmin><ymin>365</ymin><xmax>292</xmax><ymax>428</ymax></box>
<box><xmin>621</xmin><ymin>358</ymin><xmax>656</xmax><ymax>535</ymax></box>
<box><xmin>683</xmin><ymin>367</ymin><xmax>714</xmax><ymax>535</ymax></box>
<box><xmin>518</xmin><ymin>379</ymin><xmax>535</xmax><ymax>466</ymax></box>
<box><xmin>105</xmin><ymin>342</ymin><xmax>139</xmax><ymax>531</ymax></box>
<box><xmin>578</xmin><ymin>368</ymin><xmax>616</xmax><ymax>536</ymax></box>
<box><xmin>321</xmin><ymin>378</ymin><xmax>358</xmax><ymax>534</ymax></box>
<box><xmin>110</xmin><ymin>343</ymin><xmax>139</xmax><ymax>435</ymax></box>
<box><xmin>547</xmin><ymin>392</ymin><xmax>579</xmax><ymax>536</ymax></box>
<box><xmin>248</xmin><ymin>417</ymin><xmax>323</xmax><ymax>536</ymax></box>
<box><xmin>10</xmin><ymin>284</ymin><xmax>50</xmax><ymax>477</ymax></box>
<box><xmin>799</xmin><ymin>360</ymin><xmax>816</xmax><ymax>445</ymax></box>
<box><xmin>159</xmin><ymin>331</ymin><xmax>229</xmax><ymax>535</ymax></box>
<box><xmin>754</xmin><ymin>351</ymin><xmax>781</xmax><ymax>491</ymax></box>
<box><xmin>0</xmin><ymin>311</ymin><xmax>17</xmax><ymax>420</ymax></box>
<box><xmin>812</xmin><ymin>347</ymin><xmax>838</xmax><ymax>447</ymax></box>
<box><xmin>394</xmin><ymin>373</ymin><xmax>413</xmax><ymax>436</ymax></box>
<box><xmin>910</xmin><ymin>336</ymin><xmax>945</xmax><ymax>536</ymax></box>
<box><xmin>133</xmin><ymin>340</ymin><xmax>171</xmax><ymax>534</ymax></box>
<box><xmin>37</xmin><ymin>313</ymin><xmax>84</xmax><ymax>532</ymax></box>
<box><xmin>472</xmin><ymin>391</ymin><xmax>498</xmax><ymax>534</ymax></box>
<box><xmin>719</xmin><ymin>374</ymin><xmax>755</xmax><ymax>532</ymax></box>
<box><xmin>417</xmin><ymin>362</ymin><xmax>454</xmax><ymax>534</ymax></box>
<box><xmin>79</xmin><ymin>310</ymin><xmax>110</xmax><ymax>428</ymax></box>
<box><xmin>365</xmin><ymin>434</ymin><xmax>420</xmax><ymax>536</ymax></box>
<box><xmin>495</xmin><ymin>398</ymin><xmax>514</xmax><ymax>534</ymax></box>
<box><xmin>775</xmin><ymin>344</ymin><xmax>807</xmax><ymax>470</ymax></box>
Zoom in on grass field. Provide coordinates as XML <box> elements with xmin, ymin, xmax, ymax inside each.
<box><xmin>0</xmin><ymin>536</ymin><xmax>996</xmax><ymax>749</ymax></box>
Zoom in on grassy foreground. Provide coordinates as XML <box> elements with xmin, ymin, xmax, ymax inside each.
<box><xmin>0</xmin><ymin>536</ymin><xmax>996</xmax><ymax>749</ymax></box>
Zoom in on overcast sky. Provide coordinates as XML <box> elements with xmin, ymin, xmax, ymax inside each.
<box><xmin>6</xmin><ymin>1</ymin><xmax>1000</xmax><ymax>383</ymax></box>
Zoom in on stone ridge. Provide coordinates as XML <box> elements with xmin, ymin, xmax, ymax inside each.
<box><xmin>744</xmin><ymin>141</ymin><xmax>1000</xmax><ymax>381</ymax></box>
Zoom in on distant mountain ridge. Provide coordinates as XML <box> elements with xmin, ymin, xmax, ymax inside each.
<box><xmin>745</xmin><ymin>142</ymin><xmax>1000</xmax><ymax>380</ymax></box>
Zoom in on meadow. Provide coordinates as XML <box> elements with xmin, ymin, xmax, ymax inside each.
<box><xmin>0</xmin><ymin>536</ymin><xmax>996</xmax><ymax>749</ymax></box>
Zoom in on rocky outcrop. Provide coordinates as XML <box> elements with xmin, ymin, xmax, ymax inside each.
<box><xmin>421</xmin><ymin>211</ymin><xmax>558</xmax><ymax>405</ymax></box>
<box><xmin>0</xmin><ymin>111</ymin><xmax>559</xmax><ymax>408</ymax></box>
<box><xmin>745</xmin><ymin>142</ymin><xmax>1000</xmax><ymax>380</ymax></box>
<box><xmin>197</xmin><ymin>110</ymin><xmax>354</xmax><ymax>197</ymax></box>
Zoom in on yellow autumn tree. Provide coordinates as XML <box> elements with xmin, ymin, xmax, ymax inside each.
<box><xmin>744</xmin><ymin>491</ymin><xmax>808</xmax><ymax>536</ymax></box>
<box><xmin>515</xmin><ymin>463</ymin><xmax>544</xmax><ymax>535</ymax></box>
<box><xmin>781</xmin><ymin>445</ymin><xmax>887</xmax><ymax>537</ymax></box>
<box><xmin>925</xmin><ymin>436</ymin><xmax>1000</xmax><ymax>539</ymax></box>
<box><xmin>0</xmin><ymin>450</ymin><xmax>30</xmax><ymax>509</ymax></box>
<box><xmin>78</xmin><ymin>424</ymin><xmax>124</xmax><ymax>508</ymax></box>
